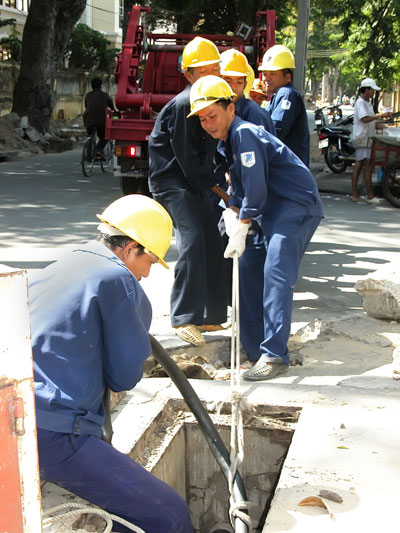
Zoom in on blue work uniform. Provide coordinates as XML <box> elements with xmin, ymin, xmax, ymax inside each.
<box><xmin>149</xmin><ymin>85</ymin><xmax>227</xmax><ymax>327</ymax></box>
<box><xmin>29</xmin><ymin>240</ymin><xmax>193</xmax><ymax>533</ymax></box>
<box><xmin>218</xmin><ymin>117</ymin><xmax>323</xmax><ymax>364</ymax></box>
<box><xmin>268</xmin><ymin>82</ymin><xmax>310</xmax><ymax>167</ymax></box>
<box><xmin>235</xmin><ymin>95</ymin><xmax>276</xmax><ymax>136</ymax></box>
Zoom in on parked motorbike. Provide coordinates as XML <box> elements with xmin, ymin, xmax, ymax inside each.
<box><xmin>318</xmin><ymin>114</ymin><xmax>355</xmax><ymax>173</ymax></box>
<box><xmin>314</xmin><ymin>104</ymin><xmax>343</xmax><ymax>132</ymax></box>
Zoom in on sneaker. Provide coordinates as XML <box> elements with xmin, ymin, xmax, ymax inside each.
<box><xmin>242</xmin><ymin>356</ymin><xmax>288</xmax><ymax>382</ymax></box>
<box><xmin>365</xmin><ymin>196</ymin><xmax>383</xmax><ymax>204</ymax></box>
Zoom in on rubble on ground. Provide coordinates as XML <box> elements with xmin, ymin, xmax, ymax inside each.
<box><xmin>355</xmin><ymin>267</ymin><xmax>400</xmax><ymax>320</ymax></box>
<box><xmin>0</xmin><ymin>112</ymin><xmax>86</xmax><ymax>161</ymax></box>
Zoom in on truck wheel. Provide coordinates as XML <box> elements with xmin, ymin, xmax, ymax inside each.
<box><xmin>120</xmin><ymin>177</ymin><xmax>151</xmax><ymax>197</ymax></box>
<box><xmin>382</xmin><ymin>160</ymin><xmax>400</xmax><ymax>207</ymax></box>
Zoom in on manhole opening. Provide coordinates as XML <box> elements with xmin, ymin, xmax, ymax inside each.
<box><xmin>130</xmin><ymin>399</ymin><xmax>300</xmax><ymax>532</ymax></box>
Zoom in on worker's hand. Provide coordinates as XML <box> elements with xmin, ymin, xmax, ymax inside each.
<box><xmin>223</xmin><ymin>209</ymin><xmax>250</xmax><ymax>258</ymax></box>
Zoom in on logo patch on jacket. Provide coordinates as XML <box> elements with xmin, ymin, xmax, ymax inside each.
<box><xmin>281</xmin><ymin>99</ymin><xmax>291</xmax><ymax>110</ymax></box>
<box><xmin>240</xmin><ymin>152</ymin><xmax>256</xmax><ymax>168</ymax></box>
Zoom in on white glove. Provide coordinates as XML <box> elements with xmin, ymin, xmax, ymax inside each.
<box><xmin>222</xmin><ymin>209</ymin><xmax>250</xmax><ymax>258</ymax></box>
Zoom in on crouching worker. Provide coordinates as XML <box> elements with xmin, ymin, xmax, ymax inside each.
<box><xmin>188</xmin><ymin>77</ymin><xmax>324</xmax><ymax>381</ymax></box>
<box><xmin>29</xmin><ymin>194</ymin><xmax>193</xmax><ymax>533</ymax></box>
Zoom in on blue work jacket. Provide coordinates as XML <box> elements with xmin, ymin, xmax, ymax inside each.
<box><xmin>235</xmin><ymin>95</ymin><xmax>276</xmax><ymax>135</ymax></box>
<box><xmin>149</xmin><ymin>85</ymin><xmax>217</xmax><ymax>193</ymax></box>
<box><xmin>217</xmin><ymin>116</ymin><xmax>323</xmax><ymax>221</ymax></box>
<box><xmin>268</xmin><ymin>83</ymin><xmax>310</xmax><ymax>167</ymax></box>
<box><xmin>29</xmin><ymin>240</ymin><xmax>152</xmax><ymax>437</ymax></box>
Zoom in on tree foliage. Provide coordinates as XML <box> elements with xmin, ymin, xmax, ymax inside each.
<box><xmin>124</xmin><ymin>0</ymin><xmax>293</xmax><ymax>36</ymax></box>
<box><xmin>308</xmin><ymin>0</ymin><xmax>400</xmax><ymax>97</ymax></box>
<box><xmin>0</xmin><ymin>18</ymin><xmax>22</xmax><ymax>61</ymax></box>
<box><xmin>64</xmin><ymin>24</ymin><xmax>119</xmax><ymax>72</ymax></box>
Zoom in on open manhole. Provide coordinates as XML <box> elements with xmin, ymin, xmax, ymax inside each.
<box><xmin>129</xmin><ymin>399</ymin><xmax>300</xmax><ymax>532</ymax></box>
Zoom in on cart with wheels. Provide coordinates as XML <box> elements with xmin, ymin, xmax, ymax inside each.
<box><xmin>370</xmin><ymin>135</ymin><xmax>400</xmax><ymax>208</ymax></box>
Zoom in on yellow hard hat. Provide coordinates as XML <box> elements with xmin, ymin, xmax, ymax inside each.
<box><xmin>250</xmin><ymin>78</ymin><xmax>267</xmax><ymax>97</ymax></box>
<box><xmin>259</xmin><ymin>45</ymin><xmax>295</xmax><ymax>71</ymax></box>
<box><xmin>97</xmin><ymin>195</ymin><xmax>173</xmax><ymax>269</ymax></box>
<box><xmin>181</xmin><ymin>37</ymin><xmax>221</xmax><ymax>70</ymax></box>
<box><xmin>220</xmin><ymin>49</ymin><xmax>250</xmax><ymax>77</ymax></box>
<box><xmin>244</xmin><ymin>66</ymin><xmax>255</xmax><ymax>98</ymax></box>
<box><xmin>188</xmin><ymin>75</ymin><xmax>236</xmax><ymax>117</ymax></box>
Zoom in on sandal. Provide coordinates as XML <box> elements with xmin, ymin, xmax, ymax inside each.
<box><xmin>242</xmin><ymin>356</ymin><xmax>288</xmax><ymax>381</ymax></box>
<box><xmin>197</xmin><ymin>324</ymin><xmax>227</xmax><ymax>332</ymax></box>
<box><xmin>350</xmin><ymin>195</ymin><xmax>366</xmax><ymax>202</ymax></box>
<box><xmin>174</xmin><ymin>324</ymin><xmax>205</xmax><ymax>346</ymax></box>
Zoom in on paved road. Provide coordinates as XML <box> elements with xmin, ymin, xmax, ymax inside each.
<box><xmin>0</xmin><ymin>149</ymin><xmax>398</xmax><ymax>330</ymax></box>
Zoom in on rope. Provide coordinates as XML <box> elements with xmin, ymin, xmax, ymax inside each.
<box><xmin>228</xmin><ymin>253</ymin><xmax>252</xmax><ymax>531</ymax></box>
<box><xmin>42</xmin><ymin>503</ymin><xmax>145</xmax><ymax>533</ymax></box>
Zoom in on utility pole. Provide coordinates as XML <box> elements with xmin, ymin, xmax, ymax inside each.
<box><xmin>293</xmin><ymin>0</ymin><xmax>310</xmax><ymax>96</ymax></box>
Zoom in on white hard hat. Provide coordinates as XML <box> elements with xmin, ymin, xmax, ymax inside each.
<box><xmin>360</xmin><ymin>78</ymin><xmax>381</xmax><ymax>91</ymax></box>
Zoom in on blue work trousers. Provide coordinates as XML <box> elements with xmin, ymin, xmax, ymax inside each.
<box><xmin>153</xmin><ymin>188</ymin><xmax>227</xmax><ymax>327</ymax></box>
<box><xmin>239</xmin><ymin>208</ymin><xmax>321</xmax><ymax>364</ymax></box>
<box><xmin>37</xmin><ymin>429</ymin><xmax>193</xmax><ymax>533</ymax></box>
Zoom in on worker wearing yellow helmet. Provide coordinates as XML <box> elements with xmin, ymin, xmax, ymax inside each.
<box><xmin>249</xmin><ymin>78</ymin><xmax>268</xmax><ymax>107</ymax></box>
<box><xmin>220</xmin><ymin>48</ymin><xmax>275</xmax><ymax>135</ymax></box>
<box><xmin>259</xmin><ymin>44</ymin><xmax>310</xmax><ymax>166</ymax></box>
<box><xmin>29</xmin><ymin>195</ymin><xmax>194</xmax><ymax>532</ymax></box>
<box><xmin>149</xmin><ymin>37</ymin><xmax>229</xmax><ymax>347</ymax></box>
<box><xmin>188</xmin><ymin>76</ymin><xmax>323</xmax><ymax>380</ymax></box>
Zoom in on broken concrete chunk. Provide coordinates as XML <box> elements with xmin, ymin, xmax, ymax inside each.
<box><xmin>14</xmin><ymin>126</ymin><xmax>25</xmax><ymax>138</ymax></box>
<box><xmin>20</xmin><ymin>115</ymin><xmax>29</xmax><ymax>129</ymax></box>
<box><xmin>25</xmin><ymin>126</ymin><xmax>42</xmax><ymax>143</ymax></box>
<box><xmin>355</xmin><ymin>270</ymin><xmax>400</xmax><ymax>320</ymax></box>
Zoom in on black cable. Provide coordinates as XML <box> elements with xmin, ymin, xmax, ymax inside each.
<box><xmin>149</xmin><ymin>334</ymin><xmax>250</xmax><ymax>533</ymax></box>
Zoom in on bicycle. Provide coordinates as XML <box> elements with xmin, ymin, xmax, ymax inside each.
<box><xmin>81</xmin><ymin>131</ymin><xmax>114</xmax><ymax>177</ymax></box>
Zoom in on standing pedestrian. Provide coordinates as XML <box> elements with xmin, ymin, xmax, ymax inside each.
<box><xmin>259</xmin><ymin>45</ymin><xmax>310</xmax><ymax>167</ymax></box>
<box><xmin>149</xmin><ymin>37</ymin><xmax>229</xmax><ymax>346</ymax></box>
<box><xmin>188</xmin><ymin>76</ymin><xmax>324</xmax><ymax>380</ymax></box>
<box><xmin>30</xmin><ymin>194</ymin><xmax>193</xmax><ymax>533</ymax></box>
<box><xmin>351</xmin><ymin>78</ymin><xmax>391</xmax><ymax>204</ymax></box>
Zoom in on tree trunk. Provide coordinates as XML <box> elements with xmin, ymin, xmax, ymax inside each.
<box><xmin>12</xmin><ymin>0</ymin><xmax>86</xmax><ymax>133</ymax></box>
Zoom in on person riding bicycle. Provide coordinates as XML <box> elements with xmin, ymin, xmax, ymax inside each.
<box><xmin>83</xmin><ymin>77</ymin><xmax>117</xmax><ymax>159</ymax></box>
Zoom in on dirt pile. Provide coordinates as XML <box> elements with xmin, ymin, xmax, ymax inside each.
<box><xmin>0</xmin><ymin>112</ymin><xmax>86</xmax><ymax>160</ymax></box>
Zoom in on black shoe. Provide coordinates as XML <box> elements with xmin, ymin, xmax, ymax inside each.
<box><xmin>242</xmin><ymin>356</ymin><xmax>288</xmax><ymax>382</ymax></box>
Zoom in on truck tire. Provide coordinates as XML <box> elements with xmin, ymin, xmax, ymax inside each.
<box><xmin>382</xmin><ymin>160</ymin><xmax>400</xmax><ymax>208</ymax></box>
<box><xmin>120</xmin><ymin>176</ymin><xmax>151</xmax><ymax>197</ymax></box>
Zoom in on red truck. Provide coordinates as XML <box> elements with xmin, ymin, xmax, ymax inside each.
<box><xmin>105</xmin><ymin>5</ymin><xmax>275</xmax><ymax>195</ymax></box>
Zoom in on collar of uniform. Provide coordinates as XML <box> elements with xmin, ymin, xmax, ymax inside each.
<box><xmin>72</xmin><ymin>239</ymin><xmax>125</xmax><ymax>267</ymax></box>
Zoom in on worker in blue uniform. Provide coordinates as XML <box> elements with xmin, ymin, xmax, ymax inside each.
<box><xmin>220</xmin><ymin>48</ymin><xmax>275</xmax><ymax>135</ymax></box>
<box><xmin>219</xmin><ymin>49</ymin><xmax>277</xmax><ymax>303</ymax></box>
<box><xmin>29</xmin><ymin>195</ymin><xmax>193</xmax><ymax>533</ymax></box>
<box><xmin>149</xmin><ymin>37</ymin><xmax>230</xmax><ymax>347</ymax></box>
<box><xmin>188</xmin><ymin>77</ymin><xmax>324</xmax><ymax>380</ymax></box>
<box><xmin>259</xmin><ymin>45</ymin><xmax>310</xmax><ymax>167</ymax></box>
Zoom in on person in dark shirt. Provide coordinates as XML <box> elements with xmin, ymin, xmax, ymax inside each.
<box><xmin>83</xmin><ymin>77</ymin><xmax>117</xmax><ymax>157</ymax></box>
<box><xmin>259</xmin><ymin>45</ymin><xmax>310</xmax><ymax>167</ymax></box>
<box><xmin>188</xmin><ymin>76</ymin><xmax>323</xmax><ymax>380</ymax></box>
<box><xmin>220</xmin><ymin>48</ymin><xmax>275</xmax><ymax>135</ymax></box>
<box><xmin>149</xmin><ymin>37</ymin><xmax>230</xmax><ymax>346</ymax></box>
